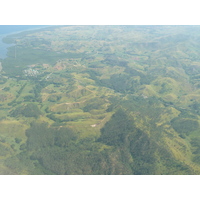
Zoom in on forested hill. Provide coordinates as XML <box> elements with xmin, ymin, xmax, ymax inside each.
<box><xmin>1</xmin><ymin>25</ymin><xmax>200</xmax><ymax>174</ymax></box>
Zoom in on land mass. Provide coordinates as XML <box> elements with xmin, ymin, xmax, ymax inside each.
<box><xmin>0</xmin><ymin>25</ymin><xmax>200</xmax><ymax>174</ymax></box>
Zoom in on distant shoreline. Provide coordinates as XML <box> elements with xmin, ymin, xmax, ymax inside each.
<box><xmin>0</xmin><ymin>34</ymin><xmax>14</xmax><ymax>59</ymax></box>
<box><xmin>0</xmin><ymin>25</ymin><xmax>51</xmax><ymax>59</ymax></box>
<box><xmin>0</xmin><ymin>25</ymin><xmax>50</xmax><ymax>36</ymax></box>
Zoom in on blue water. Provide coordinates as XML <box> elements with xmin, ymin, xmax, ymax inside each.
<box><xmin>0</xmin><ymin>35</ymin><xmax>13</xmax><ymax>59</ymax></box>
<box><xmin>0</xmin><ymin>25</ymin><xmax>48</xmax><ymax>35</ymax></box>
<box><xmin>0</xmin><ymin>25</ymin><xmax>50</xmax><ymax>59</ymax></box>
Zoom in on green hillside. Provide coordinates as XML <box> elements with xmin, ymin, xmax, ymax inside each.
<box><xmin>1</xmin><ymin>25</ymin><xmax>200</xmax><ymax>174</ymax></box>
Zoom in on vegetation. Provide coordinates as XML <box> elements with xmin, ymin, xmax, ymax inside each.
<box><xmin>9</xmin><ymin>103</ymin><xmax>42</xmax><ymax>118</ymax></box>
<box><xmin>1</xmin><ymin>25</ymin><xmax>200</xmax><ymax>174</ymax></box>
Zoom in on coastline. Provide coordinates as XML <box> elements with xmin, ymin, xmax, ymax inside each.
<box><xmin>0</xmin><ymin>25</ymin><xmax>52</xmax><ymax>59</ymax></box>
<box><xmin>0</xmin><ymin>61</ymin><xmax>2</xmax><ymax>72</ymax></box>
<box><xmin>0</xmin><ymin>34</ymin><xmax>14</xmax><ymax>59</ymax></box>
